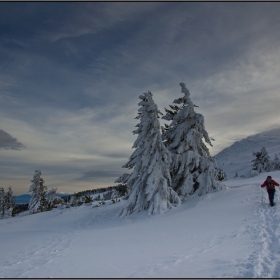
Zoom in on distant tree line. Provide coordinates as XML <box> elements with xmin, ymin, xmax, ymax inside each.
<box><xmin>27</xmin><ymin>170</ymin><xmax>129</xmax><ymax>214</ymax></box>
<box><xmin>64</xmin><ymin>184</ymin><xmax>128</xmax><ymax>208</ymax></box>
<box><xmin>5</xmin><ymin>173</ymin><xmax>128</xmax><ymax>217</ymax></box>
<box><xmin>61</xmin><ymin>184</ymin><xmax>127</xmax><ymax>203</ymax></box>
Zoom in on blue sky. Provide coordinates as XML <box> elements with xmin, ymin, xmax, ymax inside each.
<box><xmin>1</xmin><ymin>2</ymin><xmax>280</xmax><ymax>195</ymax></box>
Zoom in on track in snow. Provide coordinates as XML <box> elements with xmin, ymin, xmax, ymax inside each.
<box><xmin>235</xmin><ymin>184</ymin><xmax>280</xmax><ymax>278</ymax></box>
<box><xmin>0</xmin><ymin>224</ymin><xmax>76</xmax><ymax>278</ymax></box>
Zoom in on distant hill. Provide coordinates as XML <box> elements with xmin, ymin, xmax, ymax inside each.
<box><xmin>14</xmin><ymin>194</ymin><xmax>32</xmax><ymax>205</ymax></box>
<box><xmin>214</xmin><ymin>127</ymin><xmax>280</xmax><ymax>179</ymax></box>
<box><xmin>14</xmin><ymin>193</ymin><xmax>70</xmax><ymax>205</ymax></box>
<box><xmin>14</xmin><ymin>185</ymin><xmax>126</xmax><ymax>205</ymax></box>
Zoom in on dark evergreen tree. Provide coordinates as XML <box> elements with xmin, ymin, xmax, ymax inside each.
<box><xmin>215</xmin><ymin>168</ymin><xmax>227</xmax><ymax>181</ymax></box>
<box><xmin>84</xmin><ymin>195</ymin><xmax>93</xmax><ymax>204</ymax></box>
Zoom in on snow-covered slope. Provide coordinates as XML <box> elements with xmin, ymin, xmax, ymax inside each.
<box><xmin>214</xmin><ymin>127</ymin><xmax>280</xmax><ymax>179</ymax></box>
<box><xmin>1</xmin><ymin>171</ymin><xmax>280</xmax><ymax>278</ymax></box>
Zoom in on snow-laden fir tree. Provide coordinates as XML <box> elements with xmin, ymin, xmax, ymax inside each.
<box><xmin>46</xmin><ymin>188</ymin><xmax>57</xmax><ymax>210</ymax></box>
<box><xmin>116</xmin><ymin>91</ymin><xmax>181</xmax><ymax>217</ymax></box>
<box><xmin>272</xmin><ymin>153</ymin><xmax>280</xmax><ymax>171</ymax></box>
<box><xmin>161</xmin><ymin>83</ymin><xmax>224</xmax><ymax>199</ymax></box>
<box><xmin>46</xmin><ymin>188</ymin><xmax>64</xmax><ymax>210</ymax></box>
<box><xmin>4</xmin><ymin>186</ymin><xmax>15</xmax><ymax>217</ymax></box>
<box><xmin>214</xmin><ymin>168</ymin><xmax>227</xmax><ymax>181</ymax></box>
<box><xmin>28</xmin><ymin>170</ymin><xmax>48</xmax><ymax>214</ymax></box>
<box><xmin>114</xmin><ymin>173</ymin><xmax>130</xmax><ymax>198</ymax></box>
<box><xmin>251</xmin><ymin>147</ymin><xmax>272</xmax><ymax>173</ymax></box>
<box><xmin>69</xmin><ymin>193</ymin><xmax>80</xmax><ymax>207</ymax></box>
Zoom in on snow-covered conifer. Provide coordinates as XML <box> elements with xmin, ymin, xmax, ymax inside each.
<box><xmin>109</xmin><ymin>189</ymin><xmax>120</xmax><ymax>203</ymax></box>
<box><xmin>214</xmin><ymin>168</ymin><xmax>227</xmax><ymax>181</ymax></box>
<box><xmin>117</xmin><ymin>91</ymin><xmax>181</xmax><ymax>217</ymax></box>
<box><xmin>114</xmin><ymin>173</ymin><xmax>130</xmax><ymax>198</ymax></box>
<box><xmin>162</xmin><ymin>83</ymin><xmax>224</xmax><ymax>199</ymax></box>
<box><xmin>28</xmin><ymin>170</ymin><xmax>48</xmax><ymax>214</ymax></box>
<box><xmin>70</xmin><ymin>193</ymin><xmax>80</xmax><ymax>207</ymax></box>
<box><xmin>4</xmin><ymin>186</ymin><xmax>15</xmax><ymax>217</ymax></box>
<box><xmin>46</xmin><ymin>188</ymin><xmax>64</xmax><ymax>210</ymax></box>
<box><xmin>251</xmin><ymin>147</ymin><xmax>272</xmax><ymax>173</ymax></box>
<box><xmin>84</xmin><ymin>195</ymin><xmax>93</xmax><ymax>204</ymax></box>
<box><xmin>272</xmin><ymin>153</ymin><xmax>280</xmax><ymax>171</ymax></box>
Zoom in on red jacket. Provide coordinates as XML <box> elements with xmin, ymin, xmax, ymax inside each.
<box><xmin>261</xmin><ymin>180</ymin><xmax>279</xmax><ymax>190</ymax></box>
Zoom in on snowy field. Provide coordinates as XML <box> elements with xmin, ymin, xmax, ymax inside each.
<box><xmin>1</xmin><ymin>172</ymin><xmax>280</xmax><ymax>278</ymax></box>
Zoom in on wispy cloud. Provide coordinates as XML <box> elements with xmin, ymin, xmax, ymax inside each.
<box><xmin>0</xmin><ymin>129</ymin><xmax>25</xmax><ymax>150</ymax></box>
<box><xmin>77</xmin><ymin>168</ymin><xmax>124</xmax><ymax>182</ymax></box>
<box><xmin>1</xmin><ymin>2</ymin><xmax>280</xmax><ymax>194</ymax></box>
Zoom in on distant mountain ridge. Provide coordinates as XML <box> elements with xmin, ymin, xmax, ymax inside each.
<box><xmin>14</xmin><ymin>193</ymin><xmax>69</xmax><ymax>205</ymax></box>
<box><xmin>214</xmin><ymin>127</ymin><xmax>280</xmax><ymax>179</ymax></box>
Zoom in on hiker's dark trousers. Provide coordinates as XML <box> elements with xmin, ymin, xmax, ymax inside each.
<box><xmin>267</xmin><ymin>189</ymin><xmax>275</xmax><ymax>205</ymax></box>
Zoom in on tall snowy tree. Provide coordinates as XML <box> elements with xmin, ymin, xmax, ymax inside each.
<box><xmin>251</xmin><ymin>147</ymin><xmax>272</xmax><ymax>173</ymax></box>
<box><xmin>161</xmin><ymin>83</ymin><xmax>224</xmax><ymax>199</ymax></box>
<box><xmin>28</xmin><ymin>170</ymin><xmax>48</xmax><ymax>214</ymax></box>
<box><xmin>116</xmin><ymin>91</ymin><xmax>181</xmax><ymax>217</ymax></box>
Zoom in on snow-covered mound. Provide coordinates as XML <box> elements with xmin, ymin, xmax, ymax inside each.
<box><xmin>214</xmin><ymin>127</ymin><xmax>280</xmax><ymax>179</ymax></box>
<box><xmin>1</xmin><ymin>171</ymin><xmax>280</xmax><ymax>278</ymax></box>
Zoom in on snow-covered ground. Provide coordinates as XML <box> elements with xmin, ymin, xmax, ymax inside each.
<box><xmin>1</xmin><ymin>171</ymin><xmax>280</xmax><ymax>278</ymax></box>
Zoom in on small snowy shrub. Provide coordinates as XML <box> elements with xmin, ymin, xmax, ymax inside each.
<box><xmin>84</xmin><ymin>195</ymin><xmax>93</xmax><ymax>204</ymax></box>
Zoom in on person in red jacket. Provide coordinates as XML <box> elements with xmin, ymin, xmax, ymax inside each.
<box><xmin>261</xmin><ymin>176</ymin><xmax>279</xmax><ymax>207</ymax></box>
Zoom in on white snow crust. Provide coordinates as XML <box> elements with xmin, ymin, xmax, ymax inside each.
<box><xmin>1</xmin><ymin>171</ymin><xmax>280</xmax><ymax>277</ymax></box>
